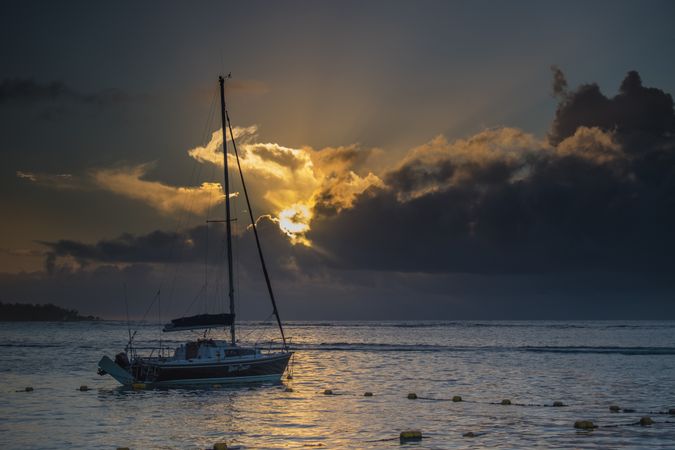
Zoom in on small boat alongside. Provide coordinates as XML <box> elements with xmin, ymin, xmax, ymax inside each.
<box><xmin>98</xmin><ymin>75</ymin><xmax>292</xmax><ymax>387</ymax></box>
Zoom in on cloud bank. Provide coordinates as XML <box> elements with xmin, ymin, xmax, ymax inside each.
<box><xmin>307</xmin><ymin>71</ymin><xmax>675</xmax><ymax>274</ymax></box>
<box><xmin>38</xmin><ymin>70</ymin><xmax>675</xmax><ymax>280</ymax></box>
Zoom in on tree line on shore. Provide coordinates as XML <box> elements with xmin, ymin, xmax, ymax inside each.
<box><xmin>0</xmin><ymin>302</ymin><xmax>100</xmax><ymax>321</ymax></box>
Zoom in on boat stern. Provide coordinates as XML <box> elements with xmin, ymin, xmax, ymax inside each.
<box><xmin>97</xmin><ymin>355</ymin><xmax>135</xmax><ymax>386</ymax></box>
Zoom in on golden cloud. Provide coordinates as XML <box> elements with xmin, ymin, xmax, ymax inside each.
<box><xmin>556</xmin><ymin>126</ymin><xmax>622</xmax><ymax>164</ymax></box>
<box><xmin>187</xmin><ymin>127</ymin><xmax>383</xmax><ymax>245</ymax></box>
<box><xmin>93</xmin><ymin>164</ymin><xmax>226</xmax><ymax>215</ymax></box>
<box><xmin>390</xmin><ymin>127</ymin><xmax>547</xmax><ymax>200</ymax></box>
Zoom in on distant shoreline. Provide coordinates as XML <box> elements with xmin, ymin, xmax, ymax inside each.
<box><xmin>0</xmin><ymin>302</ymin><xmax>101</xmax><ymax>322</ymax></box>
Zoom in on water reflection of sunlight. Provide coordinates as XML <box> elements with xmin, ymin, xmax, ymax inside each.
<box><xmin>6</xmin><ymin>322</ymin><xmax>674</xmax><ymax>449</ymax></box>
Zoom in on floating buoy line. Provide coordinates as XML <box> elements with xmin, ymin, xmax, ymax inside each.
<box><xmin>15</xmin><ymin>382</ymin><xmax>675</xmax><ymax>422</ymax></box>
<box><xmin>13</xmin><ymin>382</ymin><xmax>675</xmax><ymax>448</ymax></box>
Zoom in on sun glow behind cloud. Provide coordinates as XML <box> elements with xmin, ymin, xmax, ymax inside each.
<box><xmin>277</xmin><ymin>203</ymin><xmax>313</xmax><ymax>245</ymax></box>
<box><xmin>188</xmin><ymin>126</ymin><xmax>383</xmax><ymax>246</ymax></box>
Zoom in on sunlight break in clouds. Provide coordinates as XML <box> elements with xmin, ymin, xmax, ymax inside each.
<box><xmin>93</xmin><ymin>164</ymin><xmax>225</xmax><ymax>215</ymax></box>
<box><xmin>188</xmin><ymin>126</ymin><xmax>383</xmax><ymax>245</ymax></box>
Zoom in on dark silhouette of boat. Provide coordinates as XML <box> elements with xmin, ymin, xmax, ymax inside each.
<box><xmin>98</xmin><ymin>75</ymin><xmax>292</xmax><ymax>387</ymax></box>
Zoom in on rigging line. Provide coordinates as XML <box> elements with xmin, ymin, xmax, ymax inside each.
<box><xmin>160</xmin><ymin>86</ymin><xmax>217</xmax><ymax>281</ymax></box>
<box><xmin>255</xmin><ymin>313</ymin><xmax>277</xmax><ymax>346</ymax></box>
<box><xmin>204</xmin><ymin>219</ymin><xmax>209</xmax><ymax>313</ymax></box>
<box><xmin>202</xmin><ymin>220</ymin><xmax>226</xmax><ymax>317</ymax></box>
<box><xmin>226</xmin><ymin>109</ymin><xmax>288</xmax><ymax>349</ymax></box>
<box><xmin>123</xmin><ymin>283</ymin><xmax>132</xmax><ymax>346</ymax></box>
<box><xmin>163</xmin><ymin>170</ymin><xmax>200</xmax><ymax>310</ymax></box>
<box><xmin>138</xmin><ymin>290</ymin><xmax>160</xmax><ymax>325</ymax></box>
<box><xmin>158</xmin><ymin>289</ymin><xmax>161</xmax><ymax>351</ymax></box>
<box><xmin>164</xmin><ymin>147</ymin><xmax>205</xmax><ymax>294</ymax></box>
<box><xmin>199</xmin><ymin>85</ymin><xmax>220</xmax><ymax>152</ymax></box>
<box><xmin>202</xmin><ymin>158</ymin><xmax>218</xmax><ymax>314</ymax></box>
<box><xmin>238</xmin><ymin>312</ymin><xmax>274</xmax><ymax>344</ymax></box>
<box><xmin>217</xmin><ymin>224</ymin><xmax>229</xmax><ymax>317</ymax></box>
<box><xmin>162</xmin><ymin>85</ymin><xmax>219</xmax><ymax>310</ymax></box>
<box><xmin>134</xmin><ymin>86</ymin><xmax>219</xmax><ymax>333</ymax></box>
<box><xmin>183</xmin><ymin>284</ymin><xmax>206</xmax><ymax>316</ymax></box>
<box><xmin>234</xmin><ymin>193</ymin><xmax>241</xmax><ymax>318</ymax></box>
<box><xmin>203</xmin><ymin>224</ymin><xmax>225</xmax><ymax>315</ymax></box>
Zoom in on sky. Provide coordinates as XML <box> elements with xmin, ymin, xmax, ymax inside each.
<box><xmin>1</xmin><ymin>0</ymin><xmax>675</xmax><ymax>320</ymax></box>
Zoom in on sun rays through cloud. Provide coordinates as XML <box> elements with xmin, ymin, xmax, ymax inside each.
<box><xmin>187</xmin><ymin>125</ymin><xmax>383</xmax><ymax>246</ymax></box>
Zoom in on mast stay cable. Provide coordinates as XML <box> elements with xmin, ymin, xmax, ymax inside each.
<box><xmin>225</xmin><ymin>105</ymin><xmax>288</xmax><ymax>350</ymax></box>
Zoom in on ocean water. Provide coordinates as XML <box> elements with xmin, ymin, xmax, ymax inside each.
<box><xmin>1</xmin><ymin>320</ymin><xmax>675</xmax><ymax>449</ymax></box>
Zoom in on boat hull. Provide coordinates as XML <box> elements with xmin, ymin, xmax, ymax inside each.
<box><xmin>131</xmin><ymin>352</ymin><xmax>292</xmax><ymax>387</ymax></box>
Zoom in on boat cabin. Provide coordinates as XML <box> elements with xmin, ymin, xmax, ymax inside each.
<box><xmin>172</xmin><ymin>339</ymin><xmax>260</xmax><ymax>361</ymax></box>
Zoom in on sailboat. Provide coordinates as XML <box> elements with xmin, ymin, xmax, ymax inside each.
<box><xmin>97</xmin><ymin>75</ymin><xmax>293</xmax><ymax>387</ymax></box>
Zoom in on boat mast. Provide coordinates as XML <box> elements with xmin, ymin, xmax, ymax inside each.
<box><xmin>219</xmin><ymin>74</ymin><xmax>236</xmax><ymax>345</ymax></box>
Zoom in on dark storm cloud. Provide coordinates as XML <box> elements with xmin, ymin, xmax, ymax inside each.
<box><xmin>0</xmin><ymin>78</ymin><xmax>129</xmax><ymax>109</ymax></box>
<box><xmin>384</xmin><ymin>158</ymin><xmax>456</xmax><ymax>194</ymax></box>
<box><xmin>306</xmin><ymin>71</ymin><xmax>675</xmax><ymax>275</ymax></box>
<box><xmin>550</xmin><ymin>70</ymin><xmax>675</xmax><ymax>144</ymax></box>
<box><xmin>41</xmin><ymin>218</ymin><xmax>320</xmax><ymax>280</ymax></box>
<box><xmin>550</xmin><ymin>65</ymin><xmax>567</xmax><ymax>98</ymax></box>
<box><xmin>42</xmin><ymin>228</ymin><xmax>204</xmax><ymax>274</ymax></box>
<box><xmin>316</xmin><ymin>155</ymin><xmax>650</xmax><ymax>274</ymax></box>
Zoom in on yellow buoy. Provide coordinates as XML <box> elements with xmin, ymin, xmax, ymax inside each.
<box><xmin>574</xmin><ymin>420</ymin><xmax>596</xmax><ymax>430</ymax></box>
<box><xmin>407</xmin><ymin>393</ymin><xmax>417</xmax><ymax>399</ymax></box>
<box><xmin>131</xmin><ymin>383</ymin><xmax>147</xmax><ymax>390</ymax></box>
<box><xmin>364</xmin><ymin>392</ymin><xmax>373</xmax><ymax>397</ymax></box>
<box><xmin>640</xmin><ymin>416</ymin><xmax>654</xmax><ymax>426</ymax></box>
<box><xmin>399</xmin><ymin>430</ymin><xmax>422</xmax><ymax>442</ymax></box>
<box><xmin>501</xmin><ymin>399</ymin><xmax>511</xmax><ymax>405</ymax></box>
<box><xmin>323</xmin><ymin>389</ymin><xmax>333</xmax><ymax>395</ymax></box>
<box><xmin>213</xmin><ymin>443</ymin><xmax>228</xmax><ymax>450</ymax></box>
<box><xmin>452</xmin><ymin>395</ymin><xmax>462</xmax><ymax>402</ymax></box>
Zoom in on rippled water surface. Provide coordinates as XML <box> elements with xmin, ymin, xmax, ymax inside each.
<box><xmin>1</xmin><ymin>320</ymin><xmax>675</xmax><ymax>449</ymax></box>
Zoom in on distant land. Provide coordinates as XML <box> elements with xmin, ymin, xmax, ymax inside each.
<box><xmin>0</xmin><ymin>302</ymin><xmax>101</xmax><ymax>321</ymax></box>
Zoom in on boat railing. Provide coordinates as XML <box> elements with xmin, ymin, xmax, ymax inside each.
<box><xmin>126</xmin><ymin>338</ymin><xmax>292</xmax><ymax>360</ymax></box>
<box><xmin>127</xmin><ymin>345</ymin><xmax>174</xmax><ymax>360</ymax></box>
<box><xmin>255</xmin><ymin>337</ymin><xmax>293</xmax><ymax>353</ymax></box>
